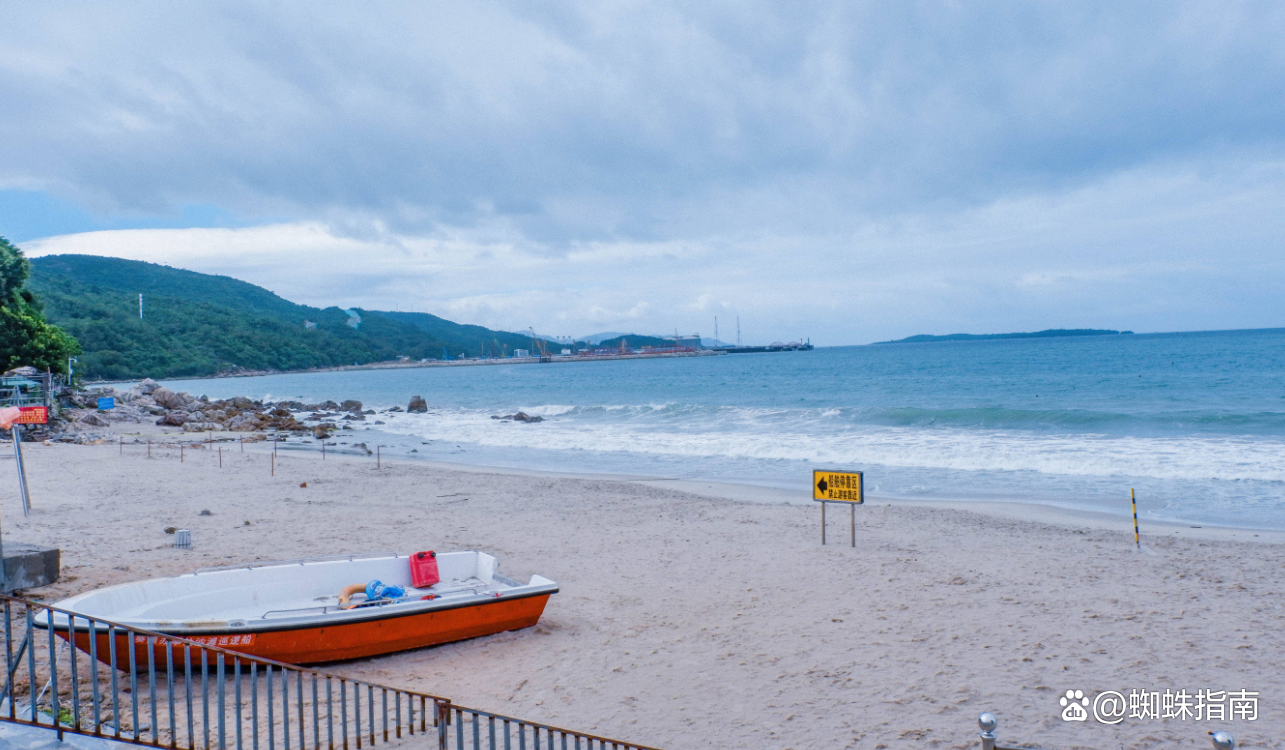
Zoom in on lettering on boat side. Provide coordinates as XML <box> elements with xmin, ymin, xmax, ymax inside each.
<box><xmin>133</xmin><ymin>634</ymin><xmax>256</xmax><ymax>646</ymax></box>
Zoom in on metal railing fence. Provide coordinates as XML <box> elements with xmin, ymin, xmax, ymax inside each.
<box><xmin>0</xmin><ymin>595</ymin><xmax>660</xmax><ymax>750</ymax></box>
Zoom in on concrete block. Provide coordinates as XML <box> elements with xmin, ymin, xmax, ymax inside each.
<box><xmin>1</xmin><ymin>544</ymin><xmax>60</xmax><ymax>592</ymax></box>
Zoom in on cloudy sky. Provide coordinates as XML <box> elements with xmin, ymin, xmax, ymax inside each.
<box><xmin>3</xmin><ymin>2</ymin><xmax>1284</xmax><ymax>344</ymax></box>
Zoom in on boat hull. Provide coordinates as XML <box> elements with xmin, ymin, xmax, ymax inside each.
<box><xmin>59</xmin><ymin>593</ymin><xmax>552</xmax><ymax>667</ymax></box>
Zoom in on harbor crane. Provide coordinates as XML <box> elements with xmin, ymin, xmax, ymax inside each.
<box><xmin>528</xmin><ymin>328</ymin><xmax>552</xmax><ymax>362</ymax></box>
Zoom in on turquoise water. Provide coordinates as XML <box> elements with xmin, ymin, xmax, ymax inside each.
<box><xmin>161</xmin><ymin>328</ymin><xmax>1285</xmax><ymax>529</ymax></box>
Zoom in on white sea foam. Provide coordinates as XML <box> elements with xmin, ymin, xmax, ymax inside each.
<box><xmin>374</xmin><ymin>406</ymin><xmax>1285</xmax><ymax>484</ymax></box>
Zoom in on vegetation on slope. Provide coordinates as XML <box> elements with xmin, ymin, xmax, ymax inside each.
<box><xmin>0</xmin><ymin>238</ymin><xmax>80</xmax><ymax>373</ymax></box>
<box><xmin>28</xmin><ymin>255</ymin><xmax>548</xmax><ymax>380</ymax></box>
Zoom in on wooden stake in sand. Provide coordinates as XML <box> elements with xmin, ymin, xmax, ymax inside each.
<box><xmin>219</xmin><ymin>447</ymin><xmax>222</xmax><ymax>468</ymax></box>
<box><xmin>271</xmin><ymin>452</ymin><xmax>275</xmax><ymax>476</ymax></box>
<box><xmin>119</xmin><ymin>436</ymin><xmax>123</xmax><ymax>455</ymax></box>
<box><xmin>1131</xmin><ymin>488</ymin><xmax>1141</xmax><ymax>549</ymax></box>
<box><xmin>377</xmin><ymin>445</ymin><xmax>380</xmax><ymax>469</ymax></box>
<box><xmin>148</xmin><ymin>438</ymin><xmax>151</xmax><ymax>458</ymax></box>
<box><xmin>180</xmin><ymin>444</ymin><xmax>184</xmax><ymax>463</ymax></box>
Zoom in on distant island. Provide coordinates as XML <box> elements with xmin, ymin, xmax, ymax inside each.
<box><xmin>877</xmin><ymin>329</ymin><xmax>1133</xmax><ymax>344</ymax></box>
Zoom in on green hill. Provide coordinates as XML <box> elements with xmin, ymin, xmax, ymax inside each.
<box><xmin>593</xmin><ymin>334</ymin><xmax>675</xmax><ymax>349</ymax></box>
<box><xmin>28</xmin><ymin>255</ymin><xmax>548</xmax><ymax>380</ymax></box>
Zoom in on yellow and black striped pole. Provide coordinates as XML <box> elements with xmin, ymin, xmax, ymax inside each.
<box><xmin>1130</xmin><ymin>488</ymin><xmax>1140</xmax><ymax>549</ymax></box>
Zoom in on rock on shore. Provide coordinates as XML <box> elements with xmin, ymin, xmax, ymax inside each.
<box><xmin>51</xmin><ymin>382</ymin><xmax>449</xmax><ymax>442</ymax></box>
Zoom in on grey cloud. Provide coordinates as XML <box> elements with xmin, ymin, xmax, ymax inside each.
<box><xmin>5</xmin><ymin>1</ymin><xmax>1285</xmax><ymax>242</ymax></box>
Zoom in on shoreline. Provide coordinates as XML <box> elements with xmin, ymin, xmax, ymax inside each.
<box><xmin>98</xmin><ymin>422</ymin><xmax>1285</xmax><ymax>543</ymax></box>
<box><xmin>87</xmin><ymin>348</ymin><xmax>728</xmax><ymax>385</ymax></box>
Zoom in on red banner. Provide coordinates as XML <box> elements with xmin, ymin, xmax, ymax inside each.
<box><xmin>16</xmin><ymin>407</ymin><xmax>47</xmax><ymax>424</ymax></box>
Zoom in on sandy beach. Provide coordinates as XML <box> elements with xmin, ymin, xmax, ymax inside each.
<box><xmin>3</xmin><ymin>435</ymin><xmax>1282</xmax><ymax>750</ymax></box>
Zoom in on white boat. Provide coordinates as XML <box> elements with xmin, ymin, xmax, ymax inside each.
<box><xmin>40</xmin><ymin>551</ymin><xmax>558</xmax><ymax>665</ymax></box>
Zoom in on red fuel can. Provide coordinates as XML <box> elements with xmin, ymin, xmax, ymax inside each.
<box><xmin>410</xmin><ymin>550</ymin><xmax>440</xmax><ymax>588</ymax></box>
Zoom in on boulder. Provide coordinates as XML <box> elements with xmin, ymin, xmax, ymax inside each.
<box><xmin>388</xmin><ymin>406</ymin><xmax>404</xmax><ymax>413</ymax></box>
<box><xmin>342</xmin><ymin>412</ymin><xmax>365</xmax><ymax>421</ymax></box>
<box><xmin>189</xmin><ymin>411</ymin><xmax>206</xmax><ymax>422</ymax></box>
<box><xmin>183</xmin><ymin>422</ymin><xmax>224</xmax><ymax>433</ymax></box>
<box><xmin>491</xmin><ymin>412</ymin><xmax>544</xmax><ymax>423</ymax></box>
<box><xmin>157</xmin><ymin>412</ymin><xmax>188</xmax><ymax>426</ymax></box>
<box><xmin>78</xmin><ymin>413</ymin><xmax>110</xmax><ymax>427</ymax></box>
<box><xmin>136</xmin><ymin>378</ymin><xmax>161</xmax><ymax>394</ymax></box>
<box><xmin>230</xmin><ymin>396</ymin><xmax>255</xmax><ymax>409</ymax></box>
<box><xmin>272</xmin><ymin>417</ymin><xmax>305</xmax><ymax>432</ymax></box>
<box><xmin>312</xmin><ymin>424</ymin><xmax>334</xmax><ymax>439</ymax></box>
<box><xmin>407</xmin><ymin>396</ymin><xmax>428</xmax><ymax>413</ymax></box>
<box><xmin>226</xmin><ymin>415</ymin><xmax>262</xmax><ymax>431</ymax></box>
<box><xmin>318</xmin><ymin>400</ymin><xmax>340</xmax><ymax>411</ymax></box>
<box><xmin>341</xmin><ymin>400</ymin><xmax>363</xmax><ymax>413</ymax></box>
<box><xmin>153</xmin><ymin>388</ymin><xmax>191</xmax><ymax>410</ymax></box>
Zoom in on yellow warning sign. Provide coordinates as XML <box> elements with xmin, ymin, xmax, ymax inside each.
<box><xmin>813</xmin><ymin>470</ymin><xmax>863</xmax><ymax>503</ymax></box>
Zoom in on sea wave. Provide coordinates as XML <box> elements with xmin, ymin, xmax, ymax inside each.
<box><xmin>460</xmin><ymin>402</ymin><xmax>1285</xmax><ymax>435</ymax></box>
<box><xmin>373</xmin><ymin>405</ymin><xmax>1285</xmax><ymax>483</ymax></box>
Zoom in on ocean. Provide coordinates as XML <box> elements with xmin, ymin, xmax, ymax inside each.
<box><xmin>158</xmin><ymin>328</ymin><xmax>1285</xmax><ymax>529</ymax></box>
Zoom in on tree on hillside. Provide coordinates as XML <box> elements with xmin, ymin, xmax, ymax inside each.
<box><xmin>0</xmin><ymin>236</ymin><xmax>80</xmax><ymax>373</ymax></box>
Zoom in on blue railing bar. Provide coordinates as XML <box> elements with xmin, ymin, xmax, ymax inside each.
<box><xmin>184</xmin><ymin>645</ymin><xmax>194</xmax><ymax>747</ymax></box>
<box><xmin>251</xmin><ymin>661</ymin><xmax>260</xmax><ymax>750</ymax></box>
<box><xmin>268</xmin><ymin>664</ymin><xmax>276</xmax><ymax>750</ymax></box>
<box><xmin>235</xmin><ymin>658</ymin><xmax>244</xmax><ymax>750</ymax></box>
<box><xmin>340</xmin><ymin>678</ymin><xmax>348</xmax><ymax>750</ymax></box>
<box><xmin>128</xmin><ymin>622</ymin><xmax>140</xmax><ymax>737</ymax></box>
<box><xmin>88</xmin><ymin>615</ymin><xmax>101</xmax><ymax>735</ymax></box>
<box><xmin>295</xmin><ymin>669</ymin><xmax>304</xmax><ymax>750</ymax></box>
<box><xmin>68</xmin><ymin>614</ymin><xmax>81</xmax><ymax>731</ymax></box>
<box><xmin>147</xmin><ymin>635</ymin><xmax>158</xmax><ymax>742</ymax></box>
<box><xmin>107</xmin><ymin>623</ymin><xmax>120</xmax><ymax>740</ymax></box>
<box><xmin>45</xmin><ymin>607</ymin><xmax>58</xmax><ymax>735</ymax></box>
<box><xmin>166</xmin><ymin>640</ymin><xmax>176</xmax><ymax>747</ymax></box>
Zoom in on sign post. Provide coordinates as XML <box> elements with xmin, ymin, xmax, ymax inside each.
<box><xmin>813</xmin><ymin>469</ymin><xmax>863</xmax><ymax>547</ymax></box>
